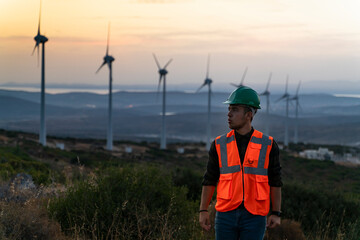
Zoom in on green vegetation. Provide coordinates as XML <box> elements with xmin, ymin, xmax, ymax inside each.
<box><xmin>0</xmin><ymin>130</ymin><xmax>360</xmax><ymax>239</ymax></box>
<box><xmin>283</xmin><ymin>183</ymin><xmax>360</xmax><ymax>240</ymax></box>
<box><xmin>49</xmin><ymin>166</ymin><xmax>200</xmax><ymax>239</ymax></box>
<box><xmin>281</xmin><ymin>151</ymin><xmax>360</xmax><ymax>196</ymax></box>
<box><xmin>0</xmin><ymin>146</ymin><xmax>52</xmax><ymax>184</ymax></box>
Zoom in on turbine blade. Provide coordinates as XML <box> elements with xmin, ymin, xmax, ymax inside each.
<box><xmin>276</xmin><ymin>95</ymin><xmax>286</xmax><ymax>102</ymax></box>
<box><xmin>38</xmin><ymin>0</ymin><xmax>42</xmax><ymax>35</ymax></box>
<box><xmin>206</xmin><ymin>54</ymin><xmax>210</xmax><ymax>79</ymax></box>
<box><xmin>163</xmin><ymin>58</ymin><xmax>173</xmax><ymax>69</ymax></box>
<box><xmin>285</xmin><ymin>74</ymin><xmax>289</xmax><ymax>94</ymax></box>
<box><xmin>37</xmin><ymin>45</ymin><xmax>40</xmax><ymax>67</ymax></box>
<box><xmin>240</xmin><ymin>66</ymin><xmax>248</xmax><ymax>85</ymax></box>
<box><xmin>157</xmin><ymin>75</ymin><xmax>162</xmax><ymax>92</ymax></box>
<box><xmin>230</xmin><ymin>83</ymin><xmax>239</xmax><ymax>88</ymax></box>
<box><xmin>32</xmin><ymin>43</ymin><xmax>38</xmax><ymax>56</ymax></box>
<box><xmin>266</xmin><ymin>72</ymin><xmax>272</xmax><ymax>91</ymax></box>
<box><xmin>106</xmin><ymin>22</ymin><xmax>110</xmax><ymax>55</ymax></box>
<box><xmin>298</xmin><ymin>101</ymin><xmax>303</xmax><ymax>111</ymax></box>
<box><xmin>152</xmin><ymin>53</ymin><xmax>161</xmax><ymax>70</ymax></box>
<box><xmin>296</xmin><ymin>80</ymin><xmax>301</xmax><ymax>96</ymax></box>
<box><xmin>289</xmin><ymin>100</ymin><xmax>295</xmax><ymax>107</ymax></box>
<box><xmin>96</xmin><ymin>62</ymin><xmax>106</xmax><ymax>73</ymax></box>
<box><xmin>196</xmin><ymin>83</ymin><xmax>206</xmax><ymax>93</ymax></box>
<box><xmin>259</xmin><ymin>91</ymin><xmax>267</xmax><ymax>96</ymax></box>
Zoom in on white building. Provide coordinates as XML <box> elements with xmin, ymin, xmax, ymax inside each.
<box><xmin>299</xmin><ymin>147</ymin><xmax>334</xmax><ymax>160</ymax></box>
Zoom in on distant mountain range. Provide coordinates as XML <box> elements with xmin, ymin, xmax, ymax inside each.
<box><xmin>0</xmin><ymin>89</ymin><xmax>359</xmax><ymax>146</ymax></box>
<box><xmin>2</xmin><ymin>80</ymin><xmax>360</xmax><ymax>94</ymax></box>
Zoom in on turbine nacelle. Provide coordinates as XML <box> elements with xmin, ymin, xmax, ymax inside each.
<box><xmin>230</xmin><ymin>66</ymin><xmax>248</xmax><ymax>88</ymax></box>
<box><xmin>230</xmin><ymin>83</ymin><xmax>244</xmax><ymax>88</ymax></box>
<box><xmin>34</xmin><ymin>34</ymin><xmax>48</xmax><ymax>44</ymax></box>
<box><xmin>277</xmin><ymin>93</ymin><xmax>290</xmax><ymax>102</ymax></box>
<box><xmin>158</xmin><ymin>69</ymin><xmax>168</xmax><ymax>76</ymax></box>
<box><xmin>260</xmin><ymin>90</ymin><xmax>270</xmax><ymax>96</ymax></box>
<box><xmin>290</xmin><ymin>95</ymin><xmax>298</xmax><ymax>101</ymax></box>
<box><xmin>204</xmin><ymin>78</ymin><xmax>212</xmax><ymax>85</ymax></box>
<box><xmin>104</xmin><ymin>55</ymin><xmax>115</xmax><ymax>63</ymax></box>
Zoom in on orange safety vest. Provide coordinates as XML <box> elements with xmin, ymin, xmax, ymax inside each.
<box><xmin>215</xmin><ymin>129</ymin><xmax>273</xmax><ymax>216</ymax></box>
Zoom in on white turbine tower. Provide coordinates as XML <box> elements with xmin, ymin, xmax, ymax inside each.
<box><xmin>230</xmin><ymin>67</ymin><xmax>248</xmax><ymax>87</ymax></box>
<box><xmin>96</xmin><ymin>24</ymin><xmax>115</xmax><ymax>151</ymax></box>
<box><xmin>32</xmin><ymin>0</ymin><xmax>48</xmax><ymax>146</ymax></box>
<box><xmin>260</xmin><ymin>72</ymin><xmax>272</xmax><ymax>135</ymax></box>
<box><xmin>277</xmin><ymin>75</ymin><xmax>290</xmax><ymax>147</ymax></box>
<box><xmin>196</xmin><ymin>54</ymin><xmax>213</xmax><ymax>150</ymax></box>
<box><xmin>153</xmin><ymin>54</ymin><xmax>172</xmax><ymax>150</ymax></box>
<box><xmin>290</xmin><ymin>81</ymin><xmax>301</xmax><ymax>144</ymax></box>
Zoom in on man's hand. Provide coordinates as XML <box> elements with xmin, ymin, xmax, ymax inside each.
<box><xmin>266</xmin><ymin>215</ymin><xmax>281</xmax><ymax>228</ymax></box>
<box><xmin>199</xmin><ymin>211</ymin><xmax>211</xmax><ymax>231</ymax></box>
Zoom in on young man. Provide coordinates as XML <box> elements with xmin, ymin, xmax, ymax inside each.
<box><xmin>199</xmin><ymin>86</ymin><xmax>282</xmax><ymax>240</ymax></box>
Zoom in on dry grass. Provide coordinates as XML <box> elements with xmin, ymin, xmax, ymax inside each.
<box><xmin>0</xmin><ymin>199</ymin><xmax>69</xmax><ymax>240</ymax></box>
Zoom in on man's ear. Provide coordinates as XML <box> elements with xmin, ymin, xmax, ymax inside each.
<box><xmin>245</xmin><ymin>110</ymin><xmax>252</xmax><ymax>119</ymax></box>
<box><xmin>246</xmin><ymin>111</ymin><xmax>254</xmax><ymax>122</ymax></box>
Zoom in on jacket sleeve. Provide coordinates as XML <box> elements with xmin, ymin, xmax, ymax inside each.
<box><xmin>202</xmin><ymin>140</ymin><xmax>220</xmax><ymax>186</ymax></box>
<box><xmin>268</xmin><ymin>140</ymin><xmax>283</xmax><ymax>187</ymax></box>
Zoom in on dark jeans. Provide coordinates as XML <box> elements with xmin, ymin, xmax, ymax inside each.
<box><xmin>215</xmin><ymin>208</ymin><xmax>266</xmax><ymax>240</ymax></box>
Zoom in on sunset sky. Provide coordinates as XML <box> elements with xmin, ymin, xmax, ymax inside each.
<box><xmin>1</xmin><ymin>0</ymin><xmax>360</xmax><ymax>93</ymax></box>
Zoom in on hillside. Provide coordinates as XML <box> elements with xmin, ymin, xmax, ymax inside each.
<box><xmin>0</xmin><ymin>129</ymin><xmax>360</xmax><ymax>239</ymax></box>
<box><xmin>0</xmin><ymin>128</ymin><xmax>359</xmax><ymax>195</ymax></box>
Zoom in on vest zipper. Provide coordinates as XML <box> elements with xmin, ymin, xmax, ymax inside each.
<box><xmin>241</xmin><ymin>163</ymin><xmax>245</xmax><ymax>204</ymax></box>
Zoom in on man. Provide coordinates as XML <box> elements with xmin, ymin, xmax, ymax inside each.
<box><xmin>199</xmin><ymin>86</ymin><xmax>282</xmax><ymax>240</ymax></box>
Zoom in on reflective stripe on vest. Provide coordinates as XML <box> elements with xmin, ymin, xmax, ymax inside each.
<box><xmin>216</xmin><ymin>131</ymin><xmax>272</xmax><ymax>175</ymax></box>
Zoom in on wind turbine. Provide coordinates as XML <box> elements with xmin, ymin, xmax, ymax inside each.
<box><xmin>153</xmin><ymin>54</ymin><xmax>172</xmax><ymax>150</ymax></box>
<box><xmin>260</xmin><ymin>72</ymin><xmax>272</xmax><ymax>135</ymax></box>
<box><xmin>32</xmin><ymin>0</ymin><xmax>48</xmax><ymax>146</ymax></box>
<box><xmin>276</xmin><ymin>75</ymin><xmax>290</xmax><ymax>146</ymax></box>
<box><xmin>230</xmin><ymin>67</ymin><xmax>248</xmax><ymax>87</ymax></box>
<box><xmin>196</xmin><ymin>54</ymin><xmax>213</xmax><ymax>150</ymax></box>
<box><xmin>290</xmin><ymin>81</ymin><xmax>301</xmax><ymax>144</ymax></box>
<box><xmin>96</xmin><ymin>24</ymin><xmax>115</xmax><ymax>151</ymax></box>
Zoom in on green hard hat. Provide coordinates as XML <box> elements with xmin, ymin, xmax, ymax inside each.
<box><xmin>223</xmin><ymin>86</ymin><xmax>261</xmax><ymax>109</ymax></box>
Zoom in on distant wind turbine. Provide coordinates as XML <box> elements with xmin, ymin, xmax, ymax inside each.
<box><xmin>276</xmin><ymin>75</ymin><xmax>290</xmax><ymax>146</ymax></box>
<box><xmin>153</xmin><ymin>54</ymin><xmax>172</xmax><ymax>150</ymax></box>
<box><xmin>230</xmin><ymin>67</ymin><xmax>248</xmax><ymax>88</ymax></box>
<box><xmin>96</xmin><ymin>23</ymin><xmax>115</xmax><ymax>151</ymax></box>
<box><xmin>196</xmin><ymin>54</ymin><xmax>213</xmax><ymax>150</ymax></box>
<box><xmin>290</xmin><ymin>81</ymin><xmax>301</xmax><ymax>144</ymax></box>
<box><xmin>260</xmin><ymin>72</ymin><xmax>272</xmax><ymax>135</ymax></box>
<box><xmin>32</xmin><ymin>0</ymin><xmax>48</xmax><ymax>146</ymax></box>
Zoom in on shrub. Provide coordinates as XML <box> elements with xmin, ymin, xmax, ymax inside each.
<box><xmin>0</xmin><ymin>199</ymin><xmax>68</xmax><ymax>240</ymax></box>
<box><xmin>49</xmin><ymin>166</ymin><xmax>199</xmax><ymax>239</ymax></box>
<box><xmin>282</xmin><ymin>183</ymin><xmax>360</xmax><ymax>240</ymax></box>
<box><xmin>0</xmin><ymin>147</ymin><xmax>52</xmax><ymax>185</ymax></box>
<box><xmin>172</xmin><ymin>167</ymin><xmax>203</xmax><ymax>201</ymax></box>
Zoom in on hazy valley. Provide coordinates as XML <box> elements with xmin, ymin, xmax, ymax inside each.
<box><xmin>0</xmin><ymin>89</ymin><xmax>360</xmax><ymax>146</ymax></box>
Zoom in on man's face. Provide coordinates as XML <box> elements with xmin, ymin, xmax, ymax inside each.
<box><xmin>227</xmin><ymin>105</ymin><xmax>251</xmax><ymax>130</ymax></box>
